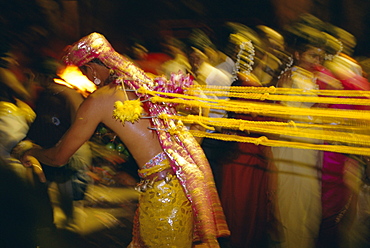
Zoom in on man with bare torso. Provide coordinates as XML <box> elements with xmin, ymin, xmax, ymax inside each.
<box><xmin>19</xmin><ymin>32</ymin><xmax>229</xmax><ymax>247</ymax></box>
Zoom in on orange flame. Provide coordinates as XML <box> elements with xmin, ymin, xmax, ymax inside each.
<box><xmin>54</xmin><ymin>65</ymin><xmax>97</xmax><ymax>96</ymax></box>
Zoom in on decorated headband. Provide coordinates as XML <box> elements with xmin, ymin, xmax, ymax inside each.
<box><xmin>63</xmin><ymin>32</ymin><xmax>153</xmax><ymax>87</ymax></box>
<box><xmin>62</xmin><ymin>32</ymin><xmax>114</xmax><ymax>67</ymax></box>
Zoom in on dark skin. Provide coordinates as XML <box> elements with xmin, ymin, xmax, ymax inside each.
<box><xmin>294</xmin><ymin>46</ymin><xmax>325</xmax><ymax>72</ymax></box>
<box><xmin>22</xmin><ymin>62</ymin><xmax>163</xmax><ymax>169</ymax></box>
<box><xmin>277</xmin><ymin>45</ymin><xmax>326</xmax><ymax>89</ymax></box>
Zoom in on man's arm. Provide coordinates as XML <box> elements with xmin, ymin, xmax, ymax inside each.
<box><xmin>22</xmin><ymin>96</ymin><xmax>101</xmax><ymax>167</ymax></box>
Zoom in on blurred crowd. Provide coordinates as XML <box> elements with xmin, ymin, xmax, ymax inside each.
<box><xmin>1</xmin><ymin>1</ymin><xmax>370</xmax><ymax>247</ymax></box>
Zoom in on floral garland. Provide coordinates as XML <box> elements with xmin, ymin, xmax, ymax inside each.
<box><xmin>112</xmin><ymin>72</ymin><xmax>194</xmax><ymax>124</ymax></box>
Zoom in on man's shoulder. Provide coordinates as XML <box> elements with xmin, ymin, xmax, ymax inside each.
<box><xmin>84</xmin><ymin>85</ymin><xmax>119</xmax><ymax>106</ymax></box>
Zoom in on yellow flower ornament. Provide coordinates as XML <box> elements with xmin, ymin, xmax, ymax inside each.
<box><xmin>113</xmin><ymin>99</ymin><xmax>143</xmax><ymax>124</ymax></box>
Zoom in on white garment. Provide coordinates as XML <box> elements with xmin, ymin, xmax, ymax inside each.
<box><xmin>272</xmin><ymin>66</ymin><xmax>322</xmax><ymax>248</ymax></box>
<box><xmin>0</xmin><ymin>100</ymin><xmax>35</xmax><ymax>180</ymax></box>
<box><xmin>215</xmin><ymin>56</ymin><xmax>235</xmax><ymax>79</ymax></box>
<box><xmin>196</xmin><ymin>62</ymin><xmax>233</xmax><ymax>119</ymax></box>
<box><xmin>272</xmin><ymin>146</ymin><xmax>322</xmax><ymax>248</ymax></box>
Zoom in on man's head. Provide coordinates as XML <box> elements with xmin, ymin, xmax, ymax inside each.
<box><xmin>285</xmin><ymin>23</ymin><xmax>327</xmax><ymax>71</ymax></box>
<box><xmin>62</xmin><ymin>32</ymin><xmax>153</xmax><ymax>87</ymax></box>
<box><xmin>78</xmin><ymin>58</ymin><xmax>111</xmax><ymax>86</ymax></box>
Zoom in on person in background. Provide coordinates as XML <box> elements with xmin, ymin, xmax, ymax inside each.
<box><xmin>255</xmin><ymin>25</ymin><xmax>293</xmax><ymax>87</ymax></box>
<box><xmin>187</xmin><ymin>28</ymin><xmax>235</xmax><ymax>81</ymax></box>
<box><xmin>1</xmin><ymin>39</ymin><xmax>71</xmax><ymax>248</ymax></box>
<box><xmin>271</xmin><ymin>23</ymin><xmax>333</xmax><ymax>248</ymax></box>
<box><xmin>159</xmin><ymin>36</ymin><xmax>191</xmax><ymax>78</ymax></box>
<box><xmin>186</xmin><ymin>28</ymin><xmax>234</xmax><ymax>192</ymax></box>
<box><xmin>26</xmin><ymin>58</ymin><xmax>93</xmax><ymax>234</ymax></box>
<box><xmin>216</xmin><ymin>22</ymin><xmax>284</xmax><ymax>248</ymax></box>
<box><xmin>0</xmin><ymin>51</ymin><xmax>36</xmax><ymax>181</ymax></box>
<box><xmin>127</xmin><ymin>37</ymin><xmax>171</xmax><ymax>76</ymax></box>
<box><xmin>291</xmin><ymin>14</ymin><xmax>370</xmax><ymax>247</ymax></box>
<box><xmin>317</xmin><ymin>24</ymin><xmax>370</xmax><ymax>248</ymax></box>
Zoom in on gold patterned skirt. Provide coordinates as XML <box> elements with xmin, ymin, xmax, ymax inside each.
<box><xmin>131</xmin><ymin>152</ymin><xmax>194</xmax><ymax>247</ymax></box>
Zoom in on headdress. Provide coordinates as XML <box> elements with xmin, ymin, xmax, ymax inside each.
<box><xmin>63</xmin><ymin>33</ymin><xmax>153</xmax><ymax>87</ymax></box>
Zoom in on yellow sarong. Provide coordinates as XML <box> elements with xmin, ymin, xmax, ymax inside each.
<box><xmin>132</xmin><ymin>152</ymin><xmax>193</xmax><ymax>247</ymax></box>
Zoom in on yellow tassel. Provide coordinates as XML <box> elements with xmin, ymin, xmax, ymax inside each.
<box><xmin>113</xmin><ymin>99</ymin><xmax>143</xmax><ymax>124</ymax></box>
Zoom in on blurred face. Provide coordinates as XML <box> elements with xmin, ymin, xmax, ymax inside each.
<box><xmin>188</xmin><ymin>47</ymin><xmax>207</xmax><ymax>73</ymax></box>
<box><xmin>295</xmin><ymin>46</ymin><xmax>325</xmax><ymax>72</ymax></box>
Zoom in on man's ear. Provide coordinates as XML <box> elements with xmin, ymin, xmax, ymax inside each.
<box><xmin>79</xmin><ymin>64</ymin><xmax>95</xmax><ymax>80</ymax></box>
<box><xmin>84</xmin><ymin>63</ymin><xmax>93</xmax><ymax>72</ymax></box>
<box><xmin>84</xmin><ymin>63</ymin><xmax>98</xmax><ymax>77</ymax></box>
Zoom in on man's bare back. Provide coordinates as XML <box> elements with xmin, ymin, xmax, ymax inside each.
<box><xmin>28</xmin><ymin>83</ymin><xmax>164</xmax><ymax>168</ymax></box>
<box><xmin>89</xmin><ymin>84</ymin><xmax>164</xmax><ymax>167</ymax></box>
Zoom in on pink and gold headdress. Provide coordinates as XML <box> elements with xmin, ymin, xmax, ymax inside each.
<box><xmin>63</xmin><ymin>32</ymin><xmax>153</xmax><ymax>88</ymax></box>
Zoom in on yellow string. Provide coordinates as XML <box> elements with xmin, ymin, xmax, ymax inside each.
<box><xmin>161</xmin><ymin>114</ymin><xmax>370</xmax><ymax>147</ymax></box>
<box><xmin>149</xmin><ymin>95</ymin><xmax>370</xmax><ymax>122</ymax></box>
<box><xmin>140</xmin><ymin>85</ymin><xmax>370</xmax><ymax>106</ymax></box>
<box><xmin>187</xmin><ymin>85</ymin><xmax>370</xmax><ymax>98</ymax></box>
<box><xmin>136</xmin><ymin>86</ymin><xmax>370</xmax><ymax>155</ymax></box>
<box><xmin>189</xmin><ymin>130</ymin><xmax>370</xmax><ymax>156</ymax></box>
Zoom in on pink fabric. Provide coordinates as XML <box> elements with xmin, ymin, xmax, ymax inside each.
<box><xmin>341</xmin><ymin>74</ymin><xmax>370</xmax><ymax>91</ymax></box>
<box><xmin>319</xmin><ymin>70</ymin><xmax>352</xmax><ymax>221</ymax></box>
<box><xmin>316</xmin><ymin>64</ymin><xmax>367</xmax><ymax>246</ymax></box>
<box><xmin>321</xmin><ymin>151</ymin><xmax>351</xmax><ymax>219</ymax></box>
